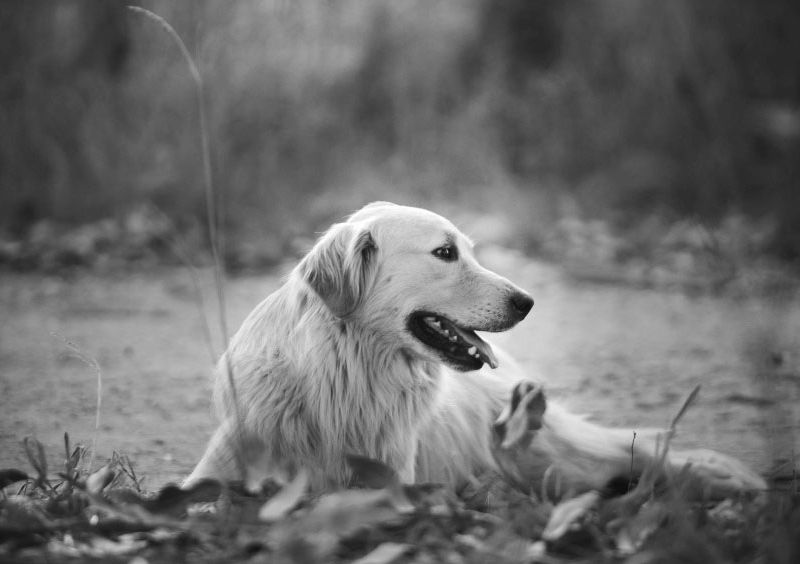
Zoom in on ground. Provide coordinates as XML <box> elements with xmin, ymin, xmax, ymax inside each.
<box><xmin>1</xmin><ymin>248</ymin><xmax>798</xmax><ymax>487</ymax></box>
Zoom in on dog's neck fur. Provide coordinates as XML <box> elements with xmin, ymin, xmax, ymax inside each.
<box><xmin>221</xmin><ymin>272</ymin><xmax>443</xmax><ymax>485</ymax></box>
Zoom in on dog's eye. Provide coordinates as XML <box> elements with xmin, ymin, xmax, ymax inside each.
<box><xmin>432</xmin><ymin>245</ymin><xmax>458</xmax><ymax>262</ymax></box>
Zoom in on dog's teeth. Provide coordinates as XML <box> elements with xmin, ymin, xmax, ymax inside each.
<box><xmin>467</xmin><ymin>346</ymin><xmax>477</xmax><ymax>355</ymax></box>
<box><xmin>432</xmin><ymin>320</ymin><xmax>441</xmax><ymax>328</ymax></box>
<box><xmin>449</xmin><ymin>335</ymin><xmax>457</xmax><ymax>342</ymax></box>
<box><xmin>442</xmin><ymin>329</ymin><xmax>450</xmax><ymax>336</ymax></box>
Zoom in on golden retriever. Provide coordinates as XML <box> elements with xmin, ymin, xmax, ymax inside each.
<box><xmin>186</xmin><ymin>202</ymin><xmax>765</xmax><ymax>498</ymax></box>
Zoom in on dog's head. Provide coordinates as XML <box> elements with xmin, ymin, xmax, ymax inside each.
<box><xmin>298</xmin><ymin>202</ymin><xmax>533</xmax><ymax>371</ymax></box>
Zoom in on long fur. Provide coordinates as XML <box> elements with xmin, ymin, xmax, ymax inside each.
<box><xmin>186</xmin><ymin>202</ymin><xmax>765</xmax><ymax>497</ymax></box>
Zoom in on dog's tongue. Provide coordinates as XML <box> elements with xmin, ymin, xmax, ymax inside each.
<box><xmin>451</xmin><ymin>325</ymin><xmax>499</xmax><ymax>369</ymax></box>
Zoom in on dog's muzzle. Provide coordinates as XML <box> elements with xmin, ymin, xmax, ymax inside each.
<box><xmin>406</xmin><ymin>290</ymin><xmax>533</xmax><ymax>371</ymax></box>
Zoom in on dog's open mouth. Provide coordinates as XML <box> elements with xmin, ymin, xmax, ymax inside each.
<box><xmin>408</xmin><ymin>312</ymin><xmax>499</xmax><ymax>371</ymax></box>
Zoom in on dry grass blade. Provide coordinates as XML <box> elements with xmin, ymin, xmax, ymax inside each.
<box><xmin>111</xmin><ymin>452</ymin><xmax>144</xmax><ymax>493</ymax></box>
<box><xmin>126</xmin><ymin>5</ymin><xmax>246</xmax><ymax>484</ymax></box>
<box><xmin>669</xmin><ymin>384</ymin><xmax>701</xmax><ymax>433</ymax></box>
<box><xmin>51</xmin><ymin>333</ymin><xmax>103</xmax><ymax>471</ymax></box>
<box><xmin>641</xmin><ymin>384</ymin><xmax>702</xmax><ymax>493</ymax></box>
<box><xmin>628</xmin><ymin>431</ymin><xmax>638</xmax><ymax>493</ymax></box>
<box><xmin>653</xmin><ymin>384</ymin><xmax>703</xmax><ymax>472</ymax></box>
<box><xmin>59</xmin><ymin>433</ymin><xmax>82</xmax><ymax>494</ymax></box>
<box><xmin>23</xmin><ymin>437</ymin><xmax>50</xmax><ymax>490</ymax></box>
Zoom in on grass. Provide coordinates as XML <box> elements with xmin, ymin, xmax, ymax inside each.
<box><xmin>50</xmin><ymin>335</ymin><xmax>104</xmax><ymax>474</ymax></box>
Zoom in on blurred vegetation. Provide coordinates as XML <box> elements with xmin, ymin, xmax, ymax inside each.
<box><xmin>1</xmin><ymin>0</ymin><xmax>799</xmax><ymax>269</ymax></box>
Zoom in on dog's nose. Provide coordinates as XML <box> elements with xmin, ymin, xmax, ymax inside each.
<box><xmin>509</xmin><ymin>292</ymin><xmax>534</xmax><ymax>318</ymax></box>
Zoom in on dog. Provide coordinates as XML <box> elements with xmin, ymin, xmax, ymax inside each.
<box><xmin>186</xmin><ymin>202</ymin><xmax>765</xmax><ymax>498</ymax></box>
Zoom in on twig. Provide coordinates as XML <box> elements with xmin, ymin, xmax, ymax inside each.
<box><xmin>628</xmin><ymin>431</ymin><xmax>637</xmax><ymax>493</ymax></box>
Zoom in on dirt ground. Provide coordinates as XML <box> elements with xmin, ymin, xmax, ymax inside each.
<box><xmin>1</xmin><ymin>249</ymin><xmax>799</xmax><ymax>487</ymax></box>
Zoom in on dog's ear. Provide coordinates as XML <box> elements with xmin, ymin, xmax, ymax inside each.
<box><xmin>300</xmin><ymin>223</ymin><xmax>377</xmax><ymax>317</ymax></box>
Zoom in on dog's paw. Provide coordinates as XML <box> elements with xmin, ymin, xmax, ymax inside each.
<box><xmin>670</xmin><ymin>448</ymin><xmax>767</xmax><ymax>499</ymax></box>
<box><xmin>492</xmin><ymin>380</ymin><xmax>547</xmax><ymax>450</ymax></box>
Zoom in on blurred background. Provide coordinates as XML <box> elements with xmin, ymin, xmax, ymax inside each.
<box><xmin>1</xmin><ymin>0</ymin><xmax>799</xmax><ymax>277</ymax></box>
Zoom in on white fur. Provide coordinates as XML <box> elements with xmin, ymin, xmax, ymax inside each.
<box><xmin>186</xmin><ymin>202</ymin><xmax>765</xmax><ymax>497</ymax></box>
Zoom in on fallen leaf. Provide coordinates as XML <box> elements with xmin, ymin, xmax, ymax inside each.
<box><xmin>310</xmin><ymin>488</ymin><xmax>404</xmax><ymax>533</ymax></box>
<box><xmin>347</xmin><ymin>454</ymin><xmax>400</xmax><ymax>488</ymax></box>
<box><xmin>0</xmin><ymin>494</ymin><xmax>49</xmax><ymax>529</ymax></box>
<box><xmin>259</xmin><ymin>468</ymin><xmax>309</xmax><ymax>522</ymax></box>
<box><xmin>615</xmin><ymin>501</ymin><xmax>667</xmax><ymax>555</ymax></box>
<box><xmin>148</xmin><ymin>480</ymin><xmax>222</xmax><ymax>515</ymax></box>
<box><xmin>270</xmin><ymin>488</ymin><xmax>407</xmax><ymax>561</ymax></box>
<box><xmin>0</xmin><ymin>468</ymin><xmax>29</xmax><ymax>489</ymax></box>
<box><xmin>455</xmin><ymin>533</ymin><xmax>486</xmax><ymax>552</ymax></box>
<box><xmin>88</xmin><ymin>535</ymin><xmax>147</xmax><ymax>557</ymax></box>
<box><xmin>542</xmin><ymin>490</ymin><xmax>600</xmax><ymax>541</ymax></box>
<box><xmin>86</xmin><ymin>465</ymin><xmax>115</xmax><ymax>495</ymax></box>
<box><xmin>351</xmin><ymin>542</ymin><xmax>411</xmax><ymax>564</ymax></box>
<box><xmin>109</xmin><ymin>479</ymin><xmax>221</xmax><ymax>517</ymax></box>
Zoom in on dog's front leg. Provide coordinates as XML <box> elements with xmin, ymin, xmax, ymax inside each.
<box><xmin>490</xmin><ymin>380</ymin><xmax>549</xmax><ymax>493</ymax></box>
<box><xmin>492</xmin><ymin>381</ymin><xmax>766</xmax><ymax>500</ymax></box>
<box><xmin>492</xmin><ymin>381</ymin><xmax>666</xmax><ymax>497</ymax></box>
<box><xmin>184</xmin><ymin>418</ymin><xmax>276</xmax><ymax>489</ymax></box>
<box><xmin>184</xmin><ymin>418</ymin><xmax>242</xmax><ymax>487</ymax></box>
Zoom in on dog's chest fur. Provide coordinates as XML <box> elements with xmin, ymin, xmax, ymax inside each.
<box><xmin>225</xmin><ymin>284</ymin><xmax>442</xmax><ymax>486</ymax></box>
